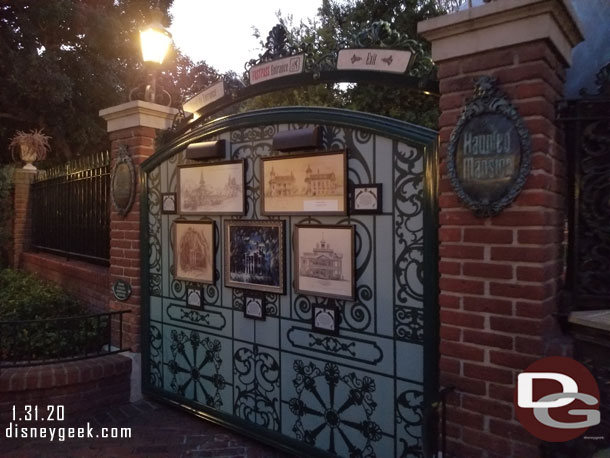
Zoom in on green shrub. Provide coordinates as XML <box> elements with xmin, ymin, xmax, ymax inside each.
<box><xmin>0</xmin><ymin>269</ymin><xmax>109</xmax><ymax>363</ymax></box>
<box><xmin>0</xmin><ymin>268</ymin><xmax>84</xmax><ymax>320</ymax></box>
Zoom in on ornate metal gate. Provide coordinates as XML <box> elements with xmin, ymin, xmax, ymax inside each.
<box><xmin>141</xmin><ymin>107</ymin><xmax>438</xmax><ymax>457</ymax></box>
<box><xmin>562</xmin><ymin>63</ymin><xmax>610</xmax><ymax>311</ymax></box>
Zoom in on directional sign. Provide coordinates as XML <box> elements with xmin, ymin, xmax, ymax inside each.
<box><xmin>337</xmin><ymin>48</ymin><xmax>413</xmax><ymax>74</ymax></box>
<box><xmin>183</xmin><ymin>81</ymin><xmax>225</xmax><ymax>114</ymax></box>
<box><xmin>249</xmin><ymin>55</ymin><xmax>304</xmax><ymax>85</ymax></box>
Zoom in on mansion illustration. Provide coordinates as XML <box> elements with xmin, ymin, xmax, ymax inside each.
<box><xmin>179</xmin><ymin>227</ymin><xmax>210</xmax><ymax>272</ymax></box>
<box><xmin>300</xmin><ymin>237</ymin><xmax>343</xmax><ymax>280</ymax></box>
<box><xmin>183</xmin><ymin>172</ymin><xmax>241</xmax><ymax>208</ymax></box>
<box><xmin>267</xmin><ymin>164</ymin><xmax>338</xmax><ymax>197</ymax></box>
<box><xmin>244</xmin><ymin>241</ymin><xmax>269</xmax><ymax>276</ymax></box>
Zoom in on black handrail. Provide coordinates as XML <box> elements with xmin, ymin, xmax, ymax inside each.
<box><xmin>0</xmin><ymin>310</ymin><xmax>130</xmax><ymax>368</ymax></box>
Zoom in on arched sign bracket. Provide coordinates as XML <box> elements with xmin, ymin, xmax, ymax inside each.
<box><xmin>170</xmin><ymin>21</ymin><xmax>439</xmax><ymax>138</ymax></box>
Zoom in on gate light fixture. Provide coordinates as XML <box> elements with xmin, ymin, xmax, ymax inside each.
<box><xmin>130</xmin><ymin>6</ymin><xmax>173</xmax><ymax>105</ymax></box>
<box><xmin>140</xmin><ymin>7</ymin><xmax>172</xmax><ymax>65</ymax></box>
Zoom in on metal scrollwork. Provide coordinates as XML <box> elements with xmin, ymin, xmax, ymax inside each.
<box><xmin>245</xmin><ymin>24</ymin><xmax>294</xmax><ymax>71</ymax></box>
<box><xmin>396</xmin><ymin>389</ymin><xmax>424</xmax><ymax>458</ymax></box>
<box><xmin>165</xmin><ymin>329</ymin><xmax>226</xmax><ymax>408</ymax></box>
<box><xmin>289</xmin><ymin>360</ymin><xmax>384</xmax><ymax>456</ymax></box>
<box><xmin>395</xmin><ymin>306</ymin><xmax>424</xmax><ymax>344</ymax></box>
<box><xmin>234</xmin><ymin>345</ymin><xmax>280</xmax><ymax>430</ymax></box>
<box><xmin>566</xmin><ymin>62</ymin><xmax>610</xmax><ymax>299</ymax></box>
<box><xmin>149</xmin><ymin>325</ymin><xmax>163</xmax><ymax>388</ymax></box>
<box><xmin>580</xmin><ymin>61</ymin><xmax>610</xmax><ymax>97</ymax></box>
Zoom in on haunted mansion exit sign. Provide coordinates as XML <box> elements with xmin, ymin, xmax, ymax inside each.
<box><xmin>447</xmin><ymin>76</ymin><xmax>531</xmax><ymax>217</ymax></box>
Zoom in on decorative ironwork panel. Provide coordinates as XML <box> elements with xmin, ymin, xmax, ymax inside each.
<box><xmin>561</xmin><ymin>62</ymin><xmax>610</xmax><ymax>309</ymax></box>
<box><xmin>143</xmin><ymin>108</ymin><xmax>436</xmax><ymax>457</ymax></box>
<box><xmin>234</xmin><ymin>344</ymin><xmax>281</xmax><ymax>431</ymax></box>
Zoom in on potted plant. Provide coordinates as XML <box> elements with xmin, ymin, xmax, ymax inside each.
<box><xmin>9</xmin><ymin>129</ymin><xmax>51</xmax><ymax>170</ymax></box>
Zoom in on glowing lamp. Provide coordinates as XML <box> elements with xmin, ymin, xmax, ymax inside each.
<box><xmin>140</xmin><ymin>8</ymin><xmax>172</xmax><ymax>64</ymax></box>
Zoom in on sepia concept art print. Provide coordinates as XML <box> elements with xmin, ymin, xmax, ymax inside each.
<box><xmin>224</xmin><ymin>219</ymin><xmax>285</xmax><ymax>294</ymax></box>
<box><xmin>261</xmin><ymin>151</ymin><xmax>347</xmax><ymax>215</ymax></box>
<box><xmin>178</xmin><ymin>160</ymin><xmax>245</xmax><ymax>215</ymax></box>
<box><xmin>294</xmin><ymin>224</ymin><xmax>355</xmax><ymax>300</ymax></box>
<box><xmin>174</xmin><ymin>221</ymin><xmax>215</xmax><ymax>284</ymax></box>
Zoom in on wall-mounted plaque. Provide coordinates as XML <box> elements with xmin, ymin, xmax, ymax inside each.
<box><xmin>161</xmin><ymin>193</ymin><xmax>176</xmax><ymax>214</ymax></box>
<box><xmin>351</xmin><ymin>184</ymin><xmax>382</xmax><ymax>214</ymax></box>
<box><xmin>311</xmin><ymin>304</ymin><xmax>340</xmax><ymax>335</ymax></box>
<box><xmin>112</xmin><ymin>279</ymin><xmax>132</xmax><ymax>301</ymax></box>
<box><xmin>243</xmin><ymin>292</ymin><xmax>266</xmax><ymax>321</ymax></box>
<box><xmin>447</xmin><ymin>76</ymin><xmax>531</xmax><ymax>217</ymax></box>
<box><xmin>111</xmin><ymin>144</ymin><xmax>136</xmax><ymax>217</ymax></box>
<box><xmin>186</xmin><ymin>286</ymin><xmax>203</xmax><ymax>308</ymax></box>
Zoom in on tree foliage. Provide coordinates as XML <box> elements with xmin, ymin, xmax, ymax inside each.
<box><xmin>243</xmin><ymin>0</ymin><xmax>445</xmax><ymax>129</ymax></box>
<box><xmin>0</xmin><ymin>0</ymin><xmax>218</xmax><ymax>164</ymax></box>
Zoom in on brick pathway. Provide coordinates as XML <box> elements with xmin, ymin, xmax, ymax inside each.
<box><xmin>0</xmin><ymin>400</ymin><xmax>297</xmax><ymax>458</ymax></box>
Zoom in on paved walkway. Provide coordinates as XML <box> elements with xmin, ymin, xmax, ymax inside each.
<box><xmin>1</xmin><ymin>400</ymin><xmax>297</xmax><ymax>458</ymax></box>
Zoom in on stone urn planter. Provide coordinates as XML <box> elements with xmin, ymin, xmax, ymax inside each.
<box><xmin>9</xmin><ymin>129</ymin><xmax>51</xmax><ymax>170</ymax></box>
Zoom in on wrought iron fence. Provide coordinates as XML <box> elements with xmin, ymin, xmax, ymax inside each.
<box><xmin>31</xmin><ymin>151</ymin><xmax>110</xmax><ymax>265</ymax></box>
<box><xmin>0</xmin><ymin>310</ymin><xmax>129</xmax><ymax>368</ymax></box>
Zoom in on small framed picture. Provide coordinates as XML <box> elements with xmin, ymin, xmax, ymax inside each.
<box><xmin>243</xmin><ymin>293</ymin><xmax>266</xmax><ymax>320</ymax></box>
<box><xmin>312</xmin><ymin>305</ymin><xmax>339</xmax><ymax>335</ymax></box>
<box><xmin>294</xmin><ymin>224</ymin><xmax>355</xmax><ymax>300</ymax></box>
<box><xmin>174</xmin><ymin>220</ymin><xmax>215</xmax><ymax>284</ymax></box>
<box><xmin>351</xmin><ymin>184</ymin><xmax>382</xmax><ymax>214</ymax></box>
<box><xmin>186</xmin><ymin>286</ymin><xmax>203</xmax><ymax>308</ymax></box>
<box><xmin>162</xmin><ymin>193</ymin><xmax>177</xmax><ymax>214</ymax></box>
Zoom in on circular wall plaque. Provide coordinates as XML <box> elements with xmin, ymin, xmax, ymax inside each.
<box><xmin>111</xmin><ymin>144</ymin><xmax>136</xmax><ymax>217</ymax></box>
<box><xmin>112</xmin><ymin>279</ymin><xmax>132</xmax><ymax>301</ymax></box>
<box><xmin>447</xmin><ymin>76</ymin><xmax>531</xmax><ymax>217</ymax></box>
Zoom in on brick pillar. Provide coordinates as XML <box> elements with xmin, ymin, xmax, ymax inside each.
<box><xmin>418</xmin><ymin>2</ymin><xmax>583</xmax><ymax>457</ymax></box>
<box><xmin>99</xmin><ymin>100</ymin><xmax>177</xmax><ymax>400</ymax></box>
<box><xmin>12</xmin><ymin>168</ymin><xmax>36</xmax><ymax>268</ymax></box>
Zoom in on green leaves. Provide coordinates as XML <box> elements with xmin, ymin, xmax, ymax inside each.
<box><xmin>0</xmin><ymin>269</ymin><xmax>109</xmax><ymax>363</ymax></box>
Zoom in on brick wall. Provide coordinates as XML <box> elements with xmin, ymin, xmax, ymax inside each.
<box><xmin>21</xmin><ymin>252</ymin><xmax>110</xmax><ymax>314</ymax></box>
<box><xmin>0</xmin><ymin>355</ymin><xmax>131</xmax><ymax>423</ymax></box>
<box><xmin>437</xmin><ymin>41</ymin><xmax>571</xmax><ymax>458</ymax></box>
<box><xmin>108</xmin><ymin>126</ymin><xmax>157</xmax><ymax>352</ymax></box>
<box><xmin>12</xmin><ymin>169</ymin><xmax>35</xmax><ymax>268</ymax></box>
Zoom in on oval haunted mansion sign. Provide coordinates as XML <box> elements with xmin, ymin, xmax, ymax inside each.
<box><xmin>447</xmin><ymin>76</ymin><xmax>531</xmax><ymax>217</ymax></box>
<box><xmin>111</xmin><ymin>144</ymin><xmax>136</xmax><ymax>217</ymax></box>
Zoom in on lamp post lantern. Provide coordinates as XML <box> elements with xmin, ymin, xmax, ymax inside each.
<box><xmin>136</xmin><ymin>7</ymin><xmax>172</xmax><ymax>105</ymax></box>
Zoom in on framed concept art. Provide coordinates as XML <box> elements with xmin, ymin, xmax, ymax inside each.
<box><xmin>224</xmin><ymin>219</ymin><xmax>285</xmax><ymax>294</ymax></box>
<box><xmin>261</xmin><ymin>151</ymin><xmax>347</xmax><ymax>215</ymax></box>
<box><xmin>174</xmin><ymin>220</ymin><xmax>215</xmax><ymax>285</ymax></box>
<box><xmin>294</xmin><ymin>224</ymin><xmax>355</xmax><ymax>300</ymax></box>
<box><xmin>178</xmin><ymin>160</ymin><xmax>245</xmax><ymax>215</ymax></box>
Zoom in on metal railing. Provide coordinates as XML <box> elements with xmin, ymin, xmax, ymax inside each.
<box><xmin>31</xmin><ymin>151</ymin><xmax>110</xmax><ymax>265</ymax></box>
<box><xmin>0</xmin><ymin>310</ymin><xmax>129</xmax><ymax>368</ymax></box>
